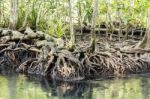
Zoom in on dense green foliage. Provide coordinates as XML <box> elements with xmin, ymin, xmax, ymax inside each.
<box><xmin>0</xmin><ymin>0</ymin><xmax>150</xmax><ymax>37</ymax></box>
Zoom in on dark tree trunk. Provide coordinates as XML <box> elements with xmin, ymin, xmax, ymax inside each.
<box><xmin>88</xmin><ymin>0</ymin><xmax>99</xmax><ymax>52</ymax></box>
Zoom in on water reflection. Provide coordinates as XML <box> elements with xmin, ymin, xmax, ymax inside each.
<box><xmin>0</xmin><ymin>73</ymin><xmax>150</xmax><ymax>99</ymax></box>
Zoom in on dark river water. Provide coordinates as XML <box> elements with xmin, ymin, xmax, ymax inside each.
<box><xmin>0</xmin><ymin>73</ymin><xmax>150</xmax><ymax>99</ymax></box>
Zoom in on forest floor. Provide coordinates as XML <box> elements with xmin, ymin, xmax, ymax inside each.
<box><xmin>0</xmin><ymin>27</ymin><xmax>150</xmax><ymax>81</ymax></box>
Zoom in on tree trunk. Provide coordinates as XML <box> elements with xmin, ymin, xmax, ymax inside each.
<box><xmin>89</xmin><ymin>0</ymin><xmax>99</xmax><ymax>52</ymax></box>
<box><xmin>2</xmin><ymin>2</ymin><xmax>5</xmax><ymax>27</ymax></box>
<box><xmin>135</xmin><ymin>9</ymin><xmax>150</xmax><ymax>49</ymax></box>
<box><xmin>78</xmin><ymin>1</ymin><xmax>83</xmax><ymax>37</ymax></box>
<box><xmin>68</xmin><ymin>0</ymin><xmax>75</xmax><ymax>51</ymax></box>
<box><xmin>106</xmin><ymin>0</ymin><xmax>113</xmax><ymax>39</ymax></box>
<box><xmin>0</xmin><ymin>0</ymin><xmax>2</xmax><ymax>26</ymax></box>
<box><xmin>116</xmin><ymin>0</ymin><xmax>122</xmax><ymax>41</ymax></box>
<box><xmin>18</xmin><ymin>0</ymin><xmax>30</xmax><ymax>31</ymax></box>
<box><xmin>129</xmin><ymin>0</ymin><xmax>134</xmax><ymax>39</ymax></box>
<box><xmin>9</xmin><ymin>0</ymin><xmax>18</xmax><ymax>30</ymax></box>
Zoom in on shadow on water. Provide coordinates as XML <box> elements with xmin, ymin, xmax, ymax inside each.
<box><xmin>1</xmin><ymin>71</ymin><xmax>150</xmax><ymax>99</ymax></box>
<box><xmin>27</xmin><ymin>75</ymin><xmax>101</xmax><ymax>99</ymax></box>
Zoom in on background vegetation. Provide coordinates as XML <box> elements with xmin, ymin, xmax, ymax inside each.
<box><xmin>0</xmin><ymin>0</ymin><xmax>150</xmax><ymax>38</ymax></box>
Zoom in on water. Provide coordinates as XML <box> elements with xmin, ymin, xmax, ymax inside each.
<box><xmin>0</xmin><ymin>74</ymin><xmax>150</xmax><ymax>99</ymax></box>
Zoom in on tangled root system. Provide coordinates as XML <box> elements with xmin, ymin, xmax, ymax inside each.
<box><xmin>1</xmin><ymin>29</ymin><xmax>150</xmax><ymax>80</ymax></box>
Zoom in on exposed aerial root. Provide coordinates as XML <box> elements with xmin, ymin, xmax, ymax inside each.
<box><xmin>1</xmin><ymin>28</ymin><xmax>150</xmax><ymax>80</ymax></box>
<box><xmin>81</xmin><ymin>51</ymin><xmax>150</xmax><ymax>78</ymax></box>
<box><xmin>51</xmin><ymin>51</ymin><xmax>84</xmax><ymax>81</ymax></box>
<box><xmin>1</xmin><ymin>40</ymin><xmax>150</xmax><ymax>80</ymax></box>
